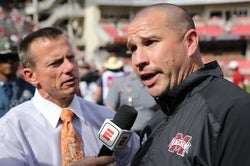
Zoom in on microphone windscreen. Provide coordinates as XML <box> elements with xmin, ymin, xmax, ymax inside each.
<box><xmin>97</xmin><ymin>105</ymin><xmax>138</xmax><ymax>157</ymax></box>
<box><xmin>112</xmin><ymin>105</ymin><xmax>138</xmax><ymax>130</ymax></box>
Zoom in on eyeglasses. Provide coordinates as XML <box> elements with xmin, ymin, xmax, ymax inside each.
<box><xmin>0</xmin><ymin>54</ymin><xmax>19</xmax><ymax>62</ymax></box>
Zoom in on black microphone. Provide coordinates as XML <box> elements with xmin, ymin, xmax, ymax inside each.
<box><xmin>98</xmin><ymin>105</ymin><xmax>138</xmax><ymax>156</ymax></box>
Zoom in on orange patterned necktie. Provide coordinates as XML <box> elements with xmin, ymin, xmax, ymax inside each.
<box><xmin>61</xmin><ymin>109</ymin><xmax>84</xmax><ymax>166</ymax></box>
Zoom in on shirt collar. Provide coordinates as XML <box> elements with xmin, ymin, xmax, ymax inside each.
<box><xmin>32</xmin><ymin>89</ymin><xmax>84</xmax><ymax>128</ymax></box>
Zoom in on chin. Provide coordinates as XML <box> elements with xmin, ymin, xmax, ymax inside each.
<box><xmin>148</xmin><ymin>89</ymin><xmax>160</xmax><ymax>97</ymax></box>
<box><xmin>63</xmin><ymin>88</ymin><xmax>77</xmax><ymax>95</ymax></box>
<box><xmin>148</xmin><ymin>86</ymin><xmax>166</xmax><ymax>98</ymax></box>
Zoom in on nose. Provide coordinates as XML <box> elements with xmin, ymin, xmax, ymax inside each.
<box><xmin>132</xmin><ymin>47</ymin><xmax>149</xmax><ymax>71</ymax></box>
<box><xmin>64</xmin><ymin>58</ymin><xmax>76</xmax><ymax>73</ymax></box>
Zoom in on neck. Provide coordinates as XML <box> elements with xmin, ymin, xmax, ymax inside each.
<box><xmin>38</xmin><ymin>89</ymin><xmax>75</xmax><ymax>108</ymax></box>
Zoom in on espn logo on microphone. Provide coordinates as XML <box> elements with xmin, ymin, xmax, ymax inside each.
<box><xmin>98</xmin><ymin>119</ymin><xmax>132</xmax><ymax>150</ymax></box>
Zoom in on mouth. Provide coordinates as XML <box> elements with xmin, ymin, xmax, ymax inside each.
<box><xmin>141</xmin><ymin>73</ymin><xmax>156</xmax><ymax>81</ymax></box>
<box><xmin>140</xmin><ymin>72</ymin><xmax>159</xmax><ymax>87</ymax></box>
<box><xmin>63</xmin><ymin>77</ymin><xmax>78</xmax><ymax>86</ymax></box>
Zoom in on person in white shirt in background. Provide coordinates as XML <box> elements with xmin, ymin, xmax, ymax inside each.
<box><xmin>94</xmin><ymin>53</ymin><xmax>126</xmax><ymax>105</ymax></box>
<box><xmin>78</xmin><ymin>60</ymin><xmax>99</xmax><ymax>102</ymax></box>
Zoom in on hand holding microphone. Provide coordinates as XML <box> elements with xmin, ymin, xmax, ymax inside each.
<box><xmin>98</xmin><ymin>105</ymin><xmax>138</xmax><ymax>156</ymax></box>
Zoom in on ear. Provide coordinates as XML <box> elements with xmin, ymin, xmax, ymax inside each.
<box><xmin>184</xmin><ymin>29</ymin><xmax>199</xmax><ymax>57</ymax></box>
<box><xmin>22</xmin><ymin>68</ymin><xmax>38</xmax><ymax>86</ymax></box>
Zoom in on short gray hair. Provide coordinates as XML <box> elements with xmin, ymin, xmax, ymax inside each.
<box><xmin>18</xmin><ymin>27</ymin><xmax>64</xmax><ymax>68</ymax></box>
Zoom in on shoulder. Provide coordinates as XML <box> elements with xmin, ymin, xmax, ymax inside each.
<box><xmin>200</xmin><ymin>77</ymin><xmax>249</xmax><ymax>107</ymax></box>
<box><xmin>77</xmin><ymin>97</ymin><xmax>116</xmax><ymax>128</ymax></box>
<box><xmin>77</xmin><ymin>97</ymin><xmax>115</xmax><ymax>119</ymax></box>
<box><xmin>199</xmin><ymin>77</ymin><xmax>250</xmax><ymax>125</ymax></box>
<box><xmin>0</xmin><ymin>101</ymin><xmax>35</xmax><ymax>130</ymax></box>
<box><xmin>113</xmin><ymin>72</ymin><xmax>134</xmax><ymax>83</ymax></box>
<box><xmin>2</xmin><ymin>101</ymin><xmax>34</xmax><ymax>117</ymax></box>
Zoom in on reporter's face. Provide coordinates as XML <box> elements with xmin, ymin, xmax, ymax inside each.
<box><xmin>127</xmin><ymin>12</ymin><xmax>189</xmax><ymax>97</ymax></box>
<box><xmin>28</xmin><ymin>35</ymin><xmax>79</xmax><ymax>102</ymax></box>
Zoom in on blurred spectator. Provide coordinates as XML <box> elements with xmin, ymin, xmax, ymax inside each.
<box><xmin>228</xmin><ymin>60</ymin><xmax>245</xmax><ymax>89</ymax></box>
<box><xmin>0</xmin><ymin>37</ymin><xmax>35</xmax><ymax>117</ymax></box>
<box><xmin>0</xmin><ymin>5</ymin><xmax>39</xmax><ymax>40</ymax></box>
<box><xmin>94</xmin><ymin>53</ymin><xmax>125</xmax><ymax>105</ymax></box>
<box><xmin>78</xmin><ymin>61</ymin><xmax>99</xmax><ymax>102</ymax></box>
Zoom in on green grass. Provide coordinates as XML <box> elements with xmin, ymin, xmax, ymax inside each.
<box><xmin>246</xmin><ymin>84</ymin><xmax>250</xmax><ymax>93</ymax></box>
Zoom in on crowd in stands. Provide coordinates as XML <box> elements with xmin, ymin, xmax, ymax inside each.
<box><xmin>0</xmin><ymin>5</ymin><xmax>39</xmax><ymax>44</ymax></box>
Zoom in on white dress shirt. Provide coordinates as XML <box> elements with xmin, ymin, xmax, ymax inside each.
<box><xmin>0</xmin><ymin>89</ymin><xmax>139</xmax><ymax>166</ymax></box>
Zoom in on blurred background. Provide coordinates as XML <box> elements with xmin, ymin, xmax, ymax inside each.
<box><xmin>1</xmin><ymin>0</ymin><xmax>250</xmax><ymax>92</ymax></box>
